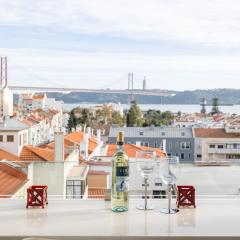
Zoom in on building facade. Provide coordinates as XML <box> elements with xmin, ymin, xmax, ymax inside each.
<box><xmin>108</xmin><ymin>126</ymin><xmax>195</xmax><ymax>163</ymax></box>
<box><xmin>194</xmin><ymin>128</ymin><xmax>240</xmax><ymax>163</ymax></box>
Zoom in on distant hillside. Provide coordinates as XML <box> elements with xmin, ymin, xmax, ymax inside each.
<box><xmin>45</xmin><ymin>89</ymin><xmax>240</xmax><ymax>105</ymax></box>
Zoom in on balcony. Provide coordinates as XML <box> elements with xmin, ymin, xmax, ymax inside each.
<box><xmin>208</xmin><ymin>148</ymin><xmax>240</xmax><ymax>154</ymax></box>
<box><xmin>1</xmin><ymin>161</ymin><xmax>240</xmax><ymax>238</ymax></box>
<box><xmin>1</xmin><ymin>198</ymin><xmax>240</xmax><ymax>239</ymax></box>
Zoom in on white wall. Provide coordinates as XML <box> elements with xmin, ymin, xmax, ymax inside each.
<box><xmin>2</xmin><ymin>87</ymin><xmax>13</xmax><ymax>117</ymax></box>
<box><xmin>0</xmin><ymin>129</ymin><xmax>28</xmax><ymax>156</ymax></box>
<box><xmin>28</xmin><ymin>148</ymin><xmax>79</xmax><ymax>198</ymax></box>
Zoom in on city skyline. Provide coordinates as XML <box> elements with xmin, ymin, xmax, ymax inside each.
<box><xmin>1</xmin><ymin>0</ymin><xmax>240</xmax><ymax>90</ymax></box>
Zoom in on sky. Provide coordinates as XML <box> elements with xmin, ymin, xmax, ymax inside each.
<box><xmin>1</xmin><ymin>0</ymin><xmax>240</xmax><ymax>90</ymax></box>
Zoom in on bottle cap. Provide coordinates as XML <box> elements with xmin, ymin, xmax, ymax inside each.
<box><xmin>117</xmin><ymin>131</ymin><xmax>124</xmax><ymax>144</ymax></box>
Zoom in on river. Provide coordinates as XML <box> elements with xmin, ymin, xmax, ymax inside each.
<box><xmin>64</xmin><ymin>103</ymin><xmax>240</xmax><ymax>114</ymax></box>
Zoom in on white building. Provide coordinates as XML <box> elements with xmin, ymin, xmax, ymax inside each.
<box><xmin>0</xmin><ymin>118</ymin><xmax>29</xmax><ymax>156</ymax></box>
<box><xmin>32</xmin><ymin>93</ymin><xmax>47</xmax><ymax>109</ymax></box>
<box><xmin>0</xmin><ymin>84</ymin><xmax>13</xmax><ymax>121</ymax></box>
<box><xmin>18</xmin><ymin>93</ymin><xmax>63</xmax><ymax>114</ymax></box>
<box><xmin>21</xmin><ymin>116</ymin><xmax>49</xmax><ymax>146</ymax></box>
<box><xmin>28</xmin><ymin>132</ymin><xmax>89</xmax><ymax>199</ymax></box>
<box><xmin>194</xmin><ymin>128</ymin><xmax>240</xmax><ymax>163</ymax></box>
<box><xmin>29</xmin><ymin>109</ymin><xmax>63</xmax><ymax>141</ymax></box>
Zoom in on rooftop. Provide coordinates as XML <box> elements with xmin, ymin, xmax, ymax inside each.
<box><xmin>109</xmin><ymin>127</ymin><xmax>193</xmax><ymax>138</ymax></box>
<box><xmin>0</xmin><ymin>118</ymin><xmax>29</xmax><ymax>131</ymax></box>
<box><xmin>46</xmin><ymin>131</ymin><xmax>98</xmax><ymax>154</ymax></box>
<box><xmin>20</xmin><ymin>145</ymin><xmax>55</xmax><ymax>162</ymax></box>
<box><xmin>194</xmin><ymin>128</ymin><xmax>240</xmax><ymax>138</ymax></box>
<box><xmin>0</xmin><ymin>163</ymin><xmax>27</xmax><ymax>197</ymax></box>
<box><xmin>0</xmin><ymin>199</ymin><xmax>240</xmax><ymax>238</ymax></box>
<box><xmin>107</xmin><ymin>144</ymin><xmax>166</xmax><ymax>158</ymax></box>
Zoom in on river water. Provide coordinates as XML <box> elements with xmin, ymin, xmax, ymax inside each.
<box><xmin>64</xmin><ymin>103</ymin><xmax>240</xmax><ymax>114</ymax></box>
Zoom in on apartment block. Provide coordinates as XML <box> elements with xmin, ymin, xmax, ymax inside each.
<box><xmin>194</xmin><ymin>128</ymin><xmax>240</xmax><ymax>163</ymax></box>
<box><xmin>108</xmin><ymin>126</ymin><xmax>195</xmax><ymax>163</ymax></box>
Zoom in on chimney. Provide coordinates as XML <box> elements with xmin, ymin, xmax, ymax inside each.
<box><xmin>54</xmin><ymin>132</ymin><xmax>64</xmax><ymax>162</ymax></box>
<box><xmin>80</xmin><ymin>133</ymin><xmax>89</xmax><ymax>160</ymax></box>
<box><xmin>136</xmin><ymin>141</ymin><xmax>141</xmax><ymax>147</ymax></box>
<box><xmin>87</xmin><ymin>127</ymin><xmax>91</xmax><ymax>137</ymax></box>
<box><xmin>162</xmin><ymin>139</ymin><xmax>167</xmax><ymax>152</ymax></box>
<box><xmin>97</xmin><ymin>129</ymin><xmax>101</xmax><ymax>145</ymax></box>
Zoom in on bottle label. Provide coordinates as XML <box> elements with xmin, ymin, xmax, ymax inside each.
<box><xmin>116</xmin><ymin>166</ymin><xmax>129</xmax><ymax>192</ymax></box>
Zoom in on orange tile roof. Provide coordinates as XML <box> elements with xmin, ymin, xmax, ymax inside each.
<box><xmin>0</xmin><ymin>149</ymin><xmax>19</xmax><ymax>162</ymax></box>
<box><xmin>32</xmin><ymin>94</ymin><xmax>45</xmax><ymax>100</ymax></box>
<box><xmin>107</xmin><ymin>144</ymin><xmax>166</xmax><ymax>158</ymax></box>
<box><xmin>21</xmin><ymin>117</ymin><xmax>40</xmax><ymax>126</ymax></box>
<box><xmin>65</xmin><ymin>132</ymin><xmax>84</xmax><ymax>144</ymax></box>
<box><xmin>194</xmin><ymin>128</ymin><xmax>240</xmax><ymax>138</ymax></box>
<box><xmin>88</xmin><ymin>188</ymin><xmax>106</xmax><ymax>199</ymax></box>
<box><xmin>20</xmin><ymin>145</ymin><xmax>54</xmax><ymax>162</ymax></box>
<box><xmin>0</xmin><ymin>163</ymin><xmax>28</xmax><ymax>197</ymax></box>
<box><xmin>45</xmin><ymin>132</ymin><xmax>98</xmax><ymax>154</ymax></box>
<box><xmin>0</xmin><ymin>149</ymin><xmax>26</xmax><ymax>167</ymax></box>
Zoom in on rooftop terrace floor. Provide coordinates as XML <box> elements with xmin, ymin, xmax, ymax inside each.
<box><xmin>0</xmin><ymin>199</ymin><xmax>240</xmax><ymax>239</ymax></box>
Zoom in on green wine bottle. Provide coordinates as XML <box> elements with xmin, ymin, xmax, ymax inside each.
<box><xmin>111</xmin><ymin>131</ymin><xmax>129</xmax><ymax>212</ymax></box>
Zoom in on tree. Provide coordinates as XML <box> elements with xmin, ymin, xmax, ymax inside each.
<box><xmin>126</xmin><ymin>101</ymin><xmax>143</xmax><ymax>127</ymax></box>
<box><xmin>67</xmin><ymin>108</ymin><xmax>81</xmax><ymax>132</ymax></box>
<box><xmin>67</xmin><ymin>107</ymin><xmax>93</xmax><ymax>132</ymax></box>
<box><xmin>112</xmin><ymin>111</ymin><xmax>125</xmax><ymax>126</ymax></box>
<box><xmin>96</xmin><ymin>105</ymin><xmax>112</xmax><ymax>124</ymax></box>
<box><xmin>143</xmin><ymin>109</ymin><xmax>174</xmax><ymax>126</ymax></box>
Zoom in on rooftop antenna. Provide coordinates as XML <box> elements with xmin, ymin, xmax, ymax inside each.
<box><xmin>200</xmin><ymin>98</ymin><xmax>207</xmax><ymax>114</ymax></box>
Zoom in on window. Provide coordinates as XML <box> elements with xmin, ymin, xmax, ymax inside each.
<box><xmin>0</xmin><ymin>135</ymin><xmax>3</xmax><ymax>142</ymax></box>
<box><xmin>233</xmin><ymin>144</ymin><xmax>238</xmax><ymax>149</ymax></box>
<box><xmin>181</xmin><ymin>142</ymin><xmax>191</xmax><ymax>149</ymax></box>
<box><xmin>7</xmin><ymin>135</ymin><xmax>14</xmax><ymax>142</ymax></box>
<box><xmin>218</xmin><ymin>145</ymin><xmax>224</xmax><ymax>149</ymax></box>
<box><xmin>227</xmin><ymin>154</ymin><xmax>240</xmax><ymax>159</ymax></box>
<box><xmin>161</xmin><ymin>132</ymin><xmax>165</xmax><ymax>136</ymax></box>
<box><xmin>155</xmin><ymin>178</ymin><xmax>162</xmax><ymax>186</ymax></box>
<box><xmin>154</xmin><ymin>142</ymin><xmax>158</xmax><ymax>148</ymax></box>
<box><xmin>141</xmin><ymin>142</ymin><xmax>149</xmax><ymax>147</ymax></box>
<box><xmin>19</xmin><ymin>135</ymin><xmax>22</xmax><ymax>146</ymax></box>
<box><xmin>209</xmin><ymin>145</ymin><xmax>215</xmax><ymax>148</ymax></box>
<box><xmin>181</xmin><ymin>132</ymin><xmax>185</xmax><ymax>136</ymax></box>
<box><xmin>197</xmin><ymin>154</ymin><xmax>202</xmax><ymax>158</ymax></box>
<box><xmin>66</xmin><ymin>180</ymin><xmax>82</xmax><ymax>199</ymax></box>
<box><xmin>181</xmin><ymin>153</ymin><xmax>185</xmax><ymax>159</ymax></box>
<box><xmin>139</xmin><ymin>131</ymin><xmax>144</xmax><ymax>136</ymax></box>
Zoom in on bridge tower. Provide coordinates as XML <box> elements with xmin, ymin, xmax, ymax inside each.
<box><xmin>143</xmin><ymin>76</ymin><xmax>146</xmax><ymax>90</ymax></box>
<box><xmin>128</xmin><ymin>72</ymin><xmax>134</xmax><ymax>104</ymax></box>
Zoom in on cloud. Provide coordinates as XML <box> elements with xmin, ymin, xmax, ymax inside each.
<box><xmin>1</xmin><ymin>0</ymin><xmax>240</xmax><ymax>46</ymax></box>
